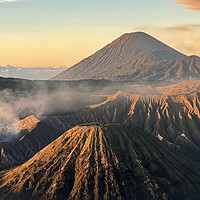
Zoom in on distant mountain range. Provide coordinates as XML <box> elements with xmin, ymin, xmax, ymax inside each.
<box><xmin>52</xmin><ymin>32</ymin><xmax>200</xmax><ymax>82</ymax></box>
<box><xmin>0</xmin><ymin>66</ymin><xmax>67</xmax><ymax>80</ymax></box>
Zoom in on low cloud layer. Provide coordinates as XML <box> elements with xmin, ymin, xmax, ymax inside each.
<box><xmin>0</xmin><ymin>66</ymin><xmax>67</xmax><ymax>80</ymax></box>
<box><xmin>0</xmin><ymin>89</ymin><xmax>77</xmax><ymax>137</ymax></box>
<box><xmin>175</xmin><ymin>0</ymin><xmax>200</xmax><ymax>10</ymax></box>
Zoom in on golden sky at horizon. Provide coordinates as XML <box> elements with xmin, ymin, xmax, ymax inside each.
<box><xmin>1</xmin><ymin>26</ymin><xmax>200</xmax><ymax>68</ymax></box>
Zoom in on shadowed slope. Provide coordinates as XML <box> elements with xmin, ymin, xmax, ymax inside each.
<box><xmin>0</xmin><ymin>121</ymin><xmax>64</xmax><ymax>170</ymax></box>
<box><xmin>1</xmin><ymin>125</ymin><xmax>200</xmax><ymax>200</ymax></box>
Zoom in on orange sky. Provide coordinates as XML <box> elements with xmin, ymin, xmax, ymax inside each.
<box><xmin>0</xmin><ymin>32</ymin><xmax>121</xmax><ymax>67</ymax></box>
<box><xmin>1</xmin><ymin>27</ymin><xmax>200</xmax><ymax>68</ymax></box>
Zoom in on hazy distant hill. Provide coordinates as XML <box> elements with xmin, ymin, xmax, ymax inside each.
<box><xmin>52</xmin><ymin>32</ymin><xmax>200</xmax><ymax>82</ymax></box>
<box><xmin>0</xmin><ymin>66</ymin><xmax>67</xmax><ymax>80</ymax></box>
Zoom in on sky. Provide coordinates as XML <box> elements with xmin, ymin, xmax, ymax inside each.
<box><xmin>0</xmin><ymin>0</ymin><xmax>200</xmax><ymax>67</ymax></box>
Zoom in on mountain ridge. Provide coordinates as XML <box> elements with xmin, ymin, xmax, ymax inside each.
<box><xmin>0</xmin><ymin>80</ymin><xmax>200</xmax><ymax>170</ymax></box>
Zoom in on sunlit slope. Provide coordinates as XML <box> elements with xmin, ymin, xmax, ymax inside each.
<box><xmin>13</xmin><ymin>115</ymin><xmax>40</xmax><ymax>133</ymax></box>
<box><xmin>1</xmin><ymin>125</ymin><xmax>200</xmax><ymax>200</ymax></box>
<box><xmin>158</xmin><ymin>80</ymin><xmax>200</xmax><ymax>95</ymax></box>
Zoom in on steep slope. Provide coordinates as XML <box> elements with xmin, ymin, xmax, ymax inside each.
<box><xmin>45</xmin><ymin>83</ymin><xmax>200</xmax><ymax>160</ymax></box>
<box><xmin>52</xmin><ymin>32</ymin><xmax>189</xmax><ymax>81</ymax></box>
<box><xmin>87</xmin><ymin>89</ymin><xmax>200</xmax><ymax>158</ymax></box>
<box><xmin>13</xmin><ymin>115</ymin><xmax>40</xmax><ymax>133</ymax></box>
<box><xmin>1</xmin><ymin>125</ymin><xmax>200</xmax><ymax>200</ymax></box>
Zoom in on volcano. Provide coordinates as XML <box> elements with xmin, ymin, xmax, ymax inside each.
<box><xmin>1</xmin><ymin>125</ymin><xmax>200</xmax><ymax>200</ymax></box>
<box><xmin>51</xmin><ymin>32</ymin><xmax>200</xmax><ymax>82</ymax></box>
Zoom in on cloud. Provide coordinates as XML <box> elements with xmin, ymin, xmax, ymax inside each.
<box><xmin>0</xmin><ymin>83</ymin><xmax>104</xmax><ymax>141</ymax></box>
<box><xmin>175</xmin><ymin>0</ymin><xmax>200</xmax><ymax>10</ymax></box>
<box><xmin>0</xmin><ymin>66</ymin><xmax>68</xmax><ymax>80</ymax></box>
<box><xmin>135</xmin><ymin>24</ymin><xmax>200</xmax><ymax>56</ymax></box>
<box><xmin>164</xmin><ymin>24</ymin><xmax>200</xmax><ymax>31</ymax></box>
<box><xmin>0</xmin><ymin>0</ymin><xmax>19</xmax><ymax>2</ymax></box>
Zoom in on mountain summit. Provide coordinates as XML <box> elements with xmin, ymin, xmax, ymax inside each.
<box><xmin>50</xmin><ymin>32</ymin><xmax>200</xmax><ymax>82</ymax></box>
<box><xmin>105</xmin><ymin>32</ymin><xmax>185</xmax><ymax>58</ymax></box>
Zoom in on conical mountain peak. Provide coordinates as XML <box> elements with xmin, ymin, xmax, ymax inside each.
<box><xmin>107</xmin><ymin>31</ymin><xmax>185</xmax><ymax>54</ymax></box>
<box><xmin>107</xmin><ymin>32</ymin><xmax>151</xmax><ymax>47</ymax></box>
<box><xmin>51</xmin><ymin>32</ymin><xmax>196</xmax><ymax>81</ymax></box>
